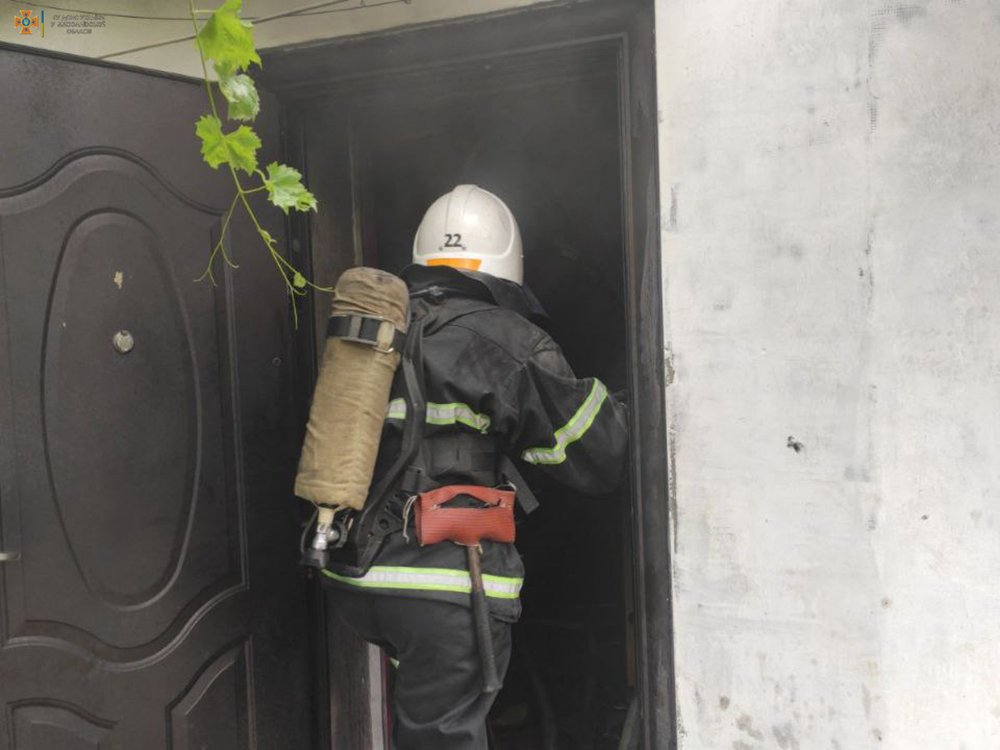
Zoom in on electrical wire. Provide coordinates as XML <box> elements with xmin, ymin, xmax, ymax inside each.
<box><xmin>7</xmin><ymin>0</ymin><xmax>200</xmax><ymax>21</ymax></box>
<box><xmin>289</xmin><ymin>0</ymin><xmax>411</xmax><ymax>16</ymax></box>
<box><xmin>96</xmin><ymin>0</ymin><xmax>351</xmax><ymax>59</ymax></box>
<box><xmin>86</xmin><ymin>0</ymin><xmax>411</xmax><ymax>60</ymax></box>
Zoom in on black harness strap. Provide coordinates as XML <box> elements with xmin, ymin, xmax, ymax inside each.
<box><xmin>498</xmin><ymin>455</ymin><xmax>540</xmax><ymax>515</ymax></box>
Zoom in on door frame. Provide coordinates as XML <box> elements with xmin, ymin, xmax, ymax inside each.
<box><xmin>261</xmin><ymin>1</ymin><xmax>675</xmax><ymax>747</ymax></box>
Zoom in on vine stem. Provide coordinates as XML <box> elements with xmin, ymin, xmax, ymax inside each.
<box><xmin>189</xmin><ymin>0</ymin><xmax>220</xmax><ymax>122</ymax></box>
<box><xmin>195</xmin><ymin>192</ymin><xmax>241</xmax><ymax>283</ymax></box>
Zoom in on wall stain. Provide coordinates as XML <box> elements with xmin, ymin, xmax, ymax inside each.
<box><xmin>868</xmin><ymin>5</ymin><xmax>929</xmax><ymax>134</ymax></box>
<box><xmin>867</xmin><ymin>93</ymin><xmax>879</xmax><ymax>134</ymax></box>
<box><xmin>787</xmin><ymin>436</ymin><xmax>805</xmax><ymax>454</ymax></box>
<box><xmin>720</xmin><ymin>695</ymin><xmax>731</xmax><ymax>711</ymax></box>
<box><xmin>668</xmin><ymin>183</ymin><xmax>680</xmax><ymax>231</ymax></box>
<box><xmin>861</xmin><ymin>234</ymin><xmax>876</xmax><ymax>316</ymax></box>
<box><xmin>870</xmin><ymin>5</ymin><xmax>929</xmax><ymax>61</ymax></box>
<box><xmin>886</xmin><ymin>4</ymin><xmax>928</xmax><ymax>23</ymax></box>
<box><xmin>773</xmin><ymin>723</ymin><xmax>801</xmax><ymax>750</ymax></box>
<box><xmin>845</xmin><ymin>465</ymin><xmax>872</xmax><ymax>482</ymax></box>
<box><xmin>736</xmin><ymin>714</ymin><xmax>764</xmax><ymax>740</ymax></box>
<box><xmin>775</xmin><ymin>243</ymin><xmax>804</xmax><ymax>259</ymax></box>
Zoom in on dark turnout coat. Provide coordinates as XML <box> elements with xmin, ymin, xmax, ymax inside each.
<box><xmin>322</xmin><ymin>265</ymin><xmax>629</xmax><ymax>621</ymax></box>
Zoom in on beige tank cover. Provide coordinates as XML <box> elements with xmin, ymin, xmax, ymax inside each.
<box><xmin>294</xmin><ymin>267</ymin><xmax>409</xmax><ymax>510</ymax></box>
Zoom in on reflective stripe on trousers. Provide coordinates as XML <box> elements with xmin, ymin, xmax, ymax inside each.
<box><xmin>322</xmin><ymin>565</ymin><xmax>523</xmax><ymax>599</ymax></box>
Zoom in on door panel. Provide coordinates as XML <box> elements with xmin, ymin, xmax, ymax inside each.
<box><xmin>168</xmin><ymin>642</ymin><xmax>252</xmax><ymax>750</ymax></box>
<box><xmin>0</xmin><ymin>47</ymin><xmax>312</xmax><ymax>749</ymax></box>
<box><xmin>11</xmin><ymin>702</ymin><xmax>112</xmax><ymax>750</ymax></box>
<box><xmin>5</xmin><ymin>153</ymin><xmax>238</xmax><ymax>659</ymax></box>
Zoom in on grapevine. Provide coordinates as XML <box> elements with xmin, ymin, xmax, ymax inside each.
<box><xmin>189</xmin><ymin>0</ymin><xmax>329</xmax><ymax>323</ymax></box>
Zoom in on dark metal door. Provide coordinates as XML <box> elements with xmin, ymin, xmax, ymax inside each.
<box><xmin>0</xmin><ymin>46</ymin><xmax>313</xmax><ymax>749</ymax></box>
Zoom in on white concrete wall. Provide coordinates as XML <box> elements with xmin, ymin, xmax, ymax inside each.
<box><xmin>656</xmin><ymin>0</ymin><xmax>1000</xmax><ymax>748</ymax></box>
<box><xmin>4</xmin><ymin>0</ymin><xmax>550</xmax><ymax>78</ymax></box>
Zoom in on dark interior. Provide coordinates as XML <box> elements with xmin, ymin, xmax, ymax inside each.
<box><xmin>346</xmin><ymin>50</ymin><xmax>636</xmax><ymax>750</ymax></box>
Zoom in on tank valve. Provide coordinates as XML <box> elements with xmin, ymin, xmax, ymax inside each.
<box><xmin>302</xmin><ymin>507</ymin><xmax>347</xmax><ymax>569</ymax></box>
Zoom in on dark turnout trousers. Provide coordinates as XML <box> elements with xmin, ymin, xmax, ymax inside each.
<box><xmin>329</xmin><ymin>587</ymin><xmax>512</xmax><ymax>750</ymax></box>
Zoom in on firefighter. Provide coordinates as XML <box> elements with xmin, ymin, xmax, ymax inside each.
<box><xmin>323</xmin><ymin>184</ymin><xmax>629</xmax><ymax>750</ymax></box>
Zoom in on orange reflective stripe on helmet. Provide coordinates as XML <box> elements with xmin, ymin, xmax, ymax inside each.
<box><xmin>427</xmin><ymin>257</ymin><xmax>482</xmax><ymax>271</ymax></box>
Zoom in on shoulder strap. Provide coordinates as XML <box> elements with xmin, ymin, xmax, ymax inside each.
<box><xmin>365</xmin><ymin>312</ymin><xmax>427</xmax><ymax>501</ymax></box>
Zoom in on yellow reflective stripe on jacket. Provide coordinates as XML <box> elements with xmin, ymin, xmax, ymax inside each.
<box><xmin>384</xmin><ymin>399</ymin><xmax>491</xmax><ymax>433</ymax></box>
<box><xmin>521</xmin><ymin>380</ymin><xmax>609</xmax><ymax>465</ymax></box>
<box><xmin>322</xmin><ymin>565</ymin><xmax>522</xmax><ymax>599</ymax></box>
<box><xmin>427</xmin><ymin>402</ymin><xmax>491</xmax><ymax>432</ymax></box>
<box><xmin>386</xmin><ymin>398</ymin><xmax>407</xmax><ymax>420</ymax></box>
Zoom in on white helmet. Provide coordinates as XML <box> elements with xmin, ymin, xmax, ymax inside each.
<box><xmin>413</xmin><ymin>185</ymin><xmax>523</xmax><ymax>285</ymax></box>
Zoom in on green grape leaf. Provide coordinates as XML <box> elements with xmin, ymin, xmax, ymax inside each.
<box><xmin>263</xmin><ymin>162</ymin><xmax>318</xmax><ymax>213</ymax></box>
<box><xmin>223</xmin><ymin>125</ymin><xmax>261</xmax><ymax>174</ymax></box>
<box><xmin>195</xmin><ymin>115</ymin><xmax>261</xmax><ymax>174</ymax></box>
<box><xmin>219</xmin><ymin>72</ymin><xmax>259</xmax><ymax>121</ymax></box>
<box><xmin>197</xmin><ymin>0</ymin><xmax>261</xmax><ymax>74</ymax></box>
<box><xmin>293</xmin><ymin>272</ymin><xmax>307</xmax><ymax>288</ymax></box>
<box><xmin>195</xmin><ymin>114</ymin><xmax>227</xmax><ymax>168</ymax></box>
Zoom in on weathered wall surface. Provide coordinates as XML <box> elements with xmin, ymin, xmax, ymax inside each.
<box><xmin>656</xmin><ymin>0</ymin><xmax>1000</xmax><ymax>747</ymax></box>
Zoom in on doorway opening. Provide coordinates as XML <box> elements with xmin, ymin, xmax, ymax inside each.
<box><xmin>355</xmin><ymin>48</ymin><xmax>632</xmax><ymax>750</ymax></box>
<box><xmin>261</xmin><ymin>2</ymin><xmax>672</xmax><ymax>747</ymax></box>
